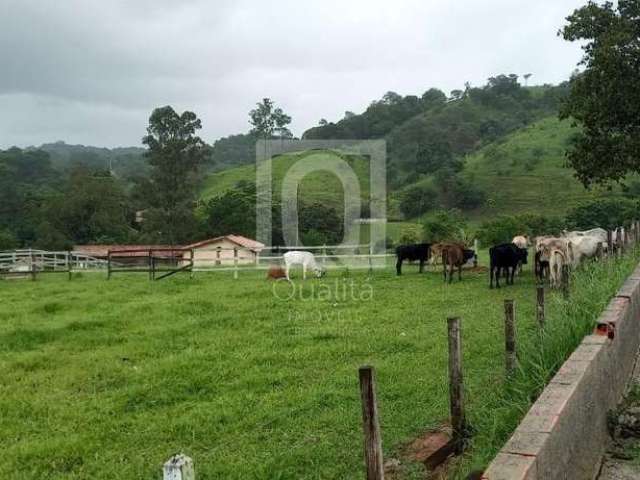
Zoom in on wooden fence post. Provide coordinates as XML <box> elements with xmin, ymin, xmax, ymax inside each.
<box><xmin>190</xmin><ymin>249</ymin><xmax>195</xmax><ymax>279</ymax></box>
<box><xmin>216</xmin><ymin>246</ymin><xmax>221</xmax><ymax>266</ymax></box>
<box><xmin>536</xmin><ymin>285</ymin><xmax>545</xmax><ymax>329</ymax></box>
<box><xmin>607</xmin><ymin>230</ymin><xmax>613</xmax><ymax>258</ymax></box>
<box><xmin>163</xmin><ymin>454</ymin><xmax>195</xmax><ymax>480</ymax></box>
<box><xmin>359</xmin><ymin>366</ymin><xmax>384</xmax><ymax>480</ymax></box>
<box><xmin>504</xmin><ymin>300</ymin><xmax>516</xmax><ymax>376</ymax></box>
<box><xmin>30</xmin><ymin>251</ymin><xmax>36</xmax><ymax>281</ymax></box>
<box><xmin>596</xmin><ymin>242</ymin><xmax>603</xmax><ymax>261</ymax></box>
<box><xmin>233</xmin><ymin>247</ymin><xmax>239</xmax><ymax>280</ymax></box>
<box><xmin>322</xmin><ymin>244</ymin><xmax>327</xmax><ymax>268</ymax></box>
<box><xmin>447</xmin><ymin>316</ymin><xmax>466</xmax><ymax>453</ymax></box>
<box><xmin>68</xmin><ymin>251</ymin><xmax>72</xmax><ymax>280</ymax></box>
<box><xmin>561</xmin><ymin>265</ymin><xmax>570</xmax><ymax>299</ymax></box>
<box><xmin>473</xmin><ymin>239</ymin><xmax>479</xmax><ymax>268</ymax></box>
<box><xmin>107</xmin><ymin>250</ymin><xmax>111</xmax><ymax>280</ymax></box>
<box><xmin>368</xmin><ymin>243</ymin><xmax>373</xmax><ymax>276</ymax></box>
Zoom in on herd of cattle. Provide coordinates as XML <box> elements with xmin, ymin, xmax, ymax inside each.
<box><xmin>395</xmin><ymin>227</ymin><xmax>613</xmax><ymax>288</ymax></box>
<box><xmin>269</xmin><ymin>227</ymin><xmax>618</xmax><ymax>287</ymax></box>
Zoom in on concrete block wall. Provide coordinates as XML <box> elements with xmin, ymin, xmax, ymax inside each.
<box><xmin>482</xmin><ymin>263</ymin><xmax>640</xmax><ymax>480</ymax></box>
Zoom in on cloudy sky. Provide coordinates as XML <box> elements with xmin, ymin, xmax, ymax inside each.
<box><xmin>0</xmin><ymin>0</ymin><xmax>586</xmax><ymax>149</ymax></box>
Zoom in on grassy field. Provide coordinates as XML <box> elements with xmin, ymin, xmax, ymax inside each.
<box><xmin>1</xmin><ymin>252</ymin><xmax>638</xmax><ymax>479</ymax></box>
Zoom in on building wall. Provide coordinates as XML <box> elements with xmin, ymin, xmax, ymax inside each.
<box><xmin>190</xmin><ymin>239</ymin><xmax>257</xmax><ymax>267</ymax></box>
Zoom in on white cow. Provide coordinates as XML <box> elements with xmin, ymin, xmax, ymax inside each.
<box><xmin>549</xmin><ymin>248</ymin><xmax>567</xmax><ymax>288</ymax></box>
<box><xmin>563</xmin><ymin>228</ymin><xmax>608</xmax><ymax>246</ymax></box>
<box><xmin>283</xmin><ymin>251</ymin><xmax>325</xmax><ymax>280</ymax></box>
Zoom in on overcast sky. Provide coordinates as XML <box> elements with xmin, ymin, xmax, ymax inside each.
<box><xmin>0</xmin><ymin>0</ymin><xmax>586</xmax><ymax>149</ymax></box>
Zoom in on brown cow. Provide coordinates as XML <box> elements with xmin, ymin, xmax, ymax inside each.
<box><xmin>440</xmin><ymin>243</ymin><xmax>475</xmax><ymax>283</ymax></box>
<box><xmin>266</xmin><ymin>265</ymin><xmax>287</xmax><ymax>280</ymax></box>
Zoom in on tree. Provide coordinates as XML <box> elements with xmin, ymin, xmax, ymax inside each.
<box><xmin>565</xmin><ymin>198</ymin><xmax>639</xmax><ymax>230</ymax></box>
<box><xmin>141</xmin><ymin>106</ymin><xmax>208</xmax><ymax>244</ymax></box>
<box><xmin>399</xmin><ymin>184</ymin><xmax>438</xmax><ymax>219</ymax></box>
<box><xmin>249</xmin><ymin>98</ymin><xmax>292</xmax><ymax>139</ymax></box>
<box><xmin>559</xmin><ymin>0</ymin><xmax>640</xmax><ymax>185</ymax></box>
<box><xmin>422</xmin><ymin>209</ymin><xmax>467</xmax><ymax>243</ymax></box>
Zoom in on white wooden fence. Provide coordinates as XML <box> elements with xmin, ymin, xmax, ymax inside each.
<box><xmin>0</xmin><ymin>249</ymin><xmax>112</xmax><ymax>277</ymax></box>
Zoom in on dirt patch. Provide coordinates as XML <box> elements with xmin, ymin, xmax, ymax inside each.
<box><xmin>384</xmin><ymin>424</ymin><xmax>472</xmax><ymax>479</ymax></box>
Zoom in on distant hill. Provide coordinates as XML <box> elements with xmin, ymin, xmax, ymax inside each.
<box><xmin>34</xmin><ymin>142</ymin><xmax>149</xmax><ymax>179</ymax></box>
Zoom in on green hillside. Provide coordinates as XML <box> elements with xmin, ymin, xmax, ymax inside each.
<box><xmin>461</xmin><ymin>116</ymin><xmax>621</xmax><ymax>218</ymax></box>
<box><xmin>201</xmin><ymin>150</ymin><xmax>371</xmax><ymax>211</ymax></box>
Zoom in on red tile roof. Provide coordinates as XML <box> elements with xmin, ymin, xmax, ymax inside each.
<box><xmin>74</xmin><ymin>235</ymin><xmax>265</xmax><ymax>257</ymax></box>
<box><xmin>73</xmin><ymin>245</ymin><xmax>185</xmax><ymax>258</ymax></box>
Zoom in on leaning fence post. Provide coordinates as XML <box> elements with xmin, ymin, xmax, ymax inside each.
<box><xmin>163</xmin><ymin>454</ymin><xmax>195</xmax><ymax>480</ymax></box>
<box><xmin>504</xmin><ymin>300</ymin><xmax>516</xmax><ymax>376</ymax></box>
<box><xmin>216</xmin><ymin>246</ymin><xmax>221</xmax><ymax>266</ymax></box>
<box><xmin>536</xmin><ymin>284</ymin><xmax>545</xmax><ymax>329</ymax></box>
<box><xmin>596</xmin><ymin>241</ymin><xmax>603</xmax><ymax>261</ymax></box>
<box><xmin>561</xmin><ymin>265</ymin><xmax>570</xmax><ymax>299</ymax></box>
<box><xmin>233</xmin><ymin>247</ymin><xmax>239</xmax><ymax>280</ymax></box>
<box><xmin>607</xmin><ymin>230</ymin><xmax>613</xmax><ymax>258</ymax></box>
<box><xmin>359</xmin><ymin>366</ymin><xmax>384</xmax><ymax>480</ymax></box>
<box><xmin>447</xmin><ymin>316</ymin><xmax>466</xmax><ymax>454</ymax></box>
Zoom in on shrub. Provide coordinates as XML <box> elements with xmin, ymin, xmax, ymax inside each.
<box><xmin>399</xmin><ymin>184</ymin><xmax>438</xmax><ymax>219</ymax></box>
<box><xmin>476</xmin><ymin>215</ymin><xmax>522</xmax><ymax>247</ymax></box>
<box><xmin>0</xmin><ymin>230</ymin><xmax>18</xmax><ymax>250</ymax></box>
<box><xmin>565</xmin><ymin>198</ymin><xmax>639</xmax><ymax>230</ymax></box>
<box><xmin>476</xmin><ymin>214</ymin><xmax>565</xmax><ymax>248</ymax></box>
<box><xmin>422</xmin><ymin>209</ymin><xmax>467</xmax><ymax>243</ymax></box>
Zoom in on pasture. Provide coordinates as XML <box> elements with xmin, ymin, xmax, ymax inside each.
<box><xmin>1</xmin><ymin>252</ymin><xmax>638</xmax><ymax>479</ymax></box>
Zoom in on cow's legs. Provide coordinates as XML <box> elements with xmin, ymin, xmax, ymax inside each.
<box><xmin>303</xmin><ymin>264</ymin><xmax>306</xmax><ymax>280</ymax></box>
<box><xmin>496</xmin><ymin>266</ymin><xmax>501</xmax><ymax>288</ymax></box>
<box><xmin>396</xmin><ymin>258</ymin><xmax>402</xmax><ymax>276</ymax></box>
<box><xmin>490</xmin><ymin>265</ymin><xmax>494</xmax><ymax>289</ymax></box>
<box><xmin>510</xmin><ymin>266</ymin><xmax>515</xmax><ymax>285</ymax></box>
<box><xmin>449</xmin><ymin>264</ymin><xmax>454</xmax><ymax>284</ymax></box>
<box><xmin>286</xmin><ymin>265</ymin><xmax>291</xmax><ymax>280</ymax></box>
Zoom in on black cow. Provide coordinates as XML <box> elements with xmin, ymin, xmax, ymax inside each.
<box><xmin>535</xmin><ymin>250</ymin><xmax>550</xmax><ymax>284</ymax></box>
<box><xmin>489</xmin><ymin>243</ymin><xmax>528</xmax><ymax>288</ymax></box>
<box><xmin>396</xmin><ymin>243</ymin><xmax>431</xmax><ymax>275</ymax></box>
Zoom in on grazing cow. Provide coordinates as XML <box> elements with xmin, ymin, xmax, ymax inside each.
<box><xmin>489</xmin><ymin>243</ymin><xmax>528</xmax><ymax>288</ymax></box>
<box><xmin>266</xmin><ymin>265</ymin><xmax>287</xmax><ymax>280</ymax></box>
<box><xmin>429</xmin><ymin>243</ymin><xmax>444</xmax><ymax>267</ymax></box>
<box><xmin>548</xmin><ymin>248</ymin><xmax>567</xmax><ymax>288</ymax></box>
<box><xmin>283</xmin><ymin>251</ymin><xmax>325</xmax><ymax>280</ymax></box>
<box><xmin>395</xmin><ymin>243</ymin><xmax>431</xmax><ymax>275</ymax></box>
<box><xmin>440</xmin><ymin>243</ymin><xmax>475</xmax><ymax>283</ymax></box>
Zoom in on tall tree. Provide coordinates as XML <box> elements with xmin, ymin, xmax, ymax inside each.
<box><xmin>141</xmin><ymin>106</ymin><xmax>208</xmax><ymax>244</ymax></box>
<box><xmin>560</xmin><ymin>0</ymin><xmax>640</xmax><ymax>185</ymax></box>
<box><xmin>249</xmin><ymin>98</ymin><xmax>292</xmax><ymax>139</ymax></box>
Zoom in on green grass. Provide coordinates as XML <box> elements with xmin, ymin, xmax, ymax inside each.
<box><xmin>462</xmin><ymin>116</ymin><xmax>622</xmax><ymax>219</ymax></box>
<box><xmin>1</xmin><ymin>252</ymin><xmax>637</xmax><ymax>479</ymax></box>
